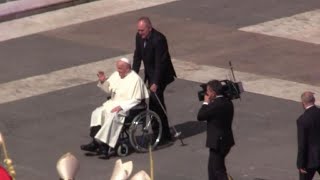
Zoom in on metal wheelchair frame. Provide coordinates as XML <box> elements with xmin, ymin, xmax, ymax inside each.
<box><xmin>114</xmin><ymin>101</ymin><xmax>162</xmax><ymax>157</ymax></box>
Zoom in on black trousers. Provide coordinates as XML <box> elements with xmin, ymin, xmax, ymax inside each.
<box><xmin>90</xmin><ymin>125</ymin><xmax>101</xmax><ymax>138</ymax></box>
<box><xmin>149</xmin><ymin>83</ymin><xmax>171</xmax><ymax>140</ymax></box>
<box><xmin>299</xmin><ymin>168</ymin><xmax>320</xmax><ymax>180</ymax></box>
<box><xmin>208</xmin><ymin>148</ymin><xmax>230</xmax><ymax>180</ymax></box>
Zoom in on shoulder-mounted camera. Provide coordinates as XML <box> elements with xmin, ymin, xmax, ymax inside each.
<box><xmin>198</xmin><ymin>61</ymin><xmax>244</xmax><ymax>101</ymax></box>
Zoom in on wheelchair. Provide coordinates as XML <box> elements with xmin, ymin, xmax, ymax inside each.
<box><xmin>114</xmin><ymin>101</ymin><xmax>162</xmax><ymax>157</ymax></box>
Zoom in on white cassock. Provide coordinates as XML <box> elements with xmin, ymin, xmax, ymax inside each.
<box><xmin>90</xmin><ymin>70</ymin><xmax>149</xmax><ymax>148</ymax></box>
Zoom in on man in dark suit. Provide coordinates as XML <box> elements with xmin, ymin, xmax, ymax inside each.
<box><xmin>197</xmin><ymin>80</ymin><xmax>234</xmax><ymax>180</ymax></box>
<box><xmin>297</xmin><ymin>91</ymin><xmax>320</xmax><ymax>180</ymax></box>
<box><xmin>133</xmin><ymin>16</ymin><xmax>177</xmax><ymax>143</ymax></box>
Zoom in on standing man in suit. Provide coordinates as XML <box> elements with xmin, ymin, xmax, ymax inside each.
<box><xmin>133</xmin><ymin>16</ymin><xmax>177</xmax><ymax>143</ymax></box>
<box><xmin>297</xmin><ymin>91</ymin><xmax>320</xmax><ymax>180</ymax></box>
<box><xmin>197</xmin><ymin>80</ymin><xmax>234</xmax><ymax>180</ymax></box>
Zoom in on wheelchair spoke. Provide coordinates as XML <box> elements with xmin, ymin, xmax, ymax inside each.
<box><xmin>129</xmin><ymin>110</ymin><xmax>162</xmax><ymax>153</ymax></box>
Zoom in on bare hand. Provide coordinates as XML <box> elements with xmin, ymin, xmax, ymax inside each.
<box><xmin>111</xmin><ymin>106</ymin><xmax>122</xmax><ymax>113</ymax></box>
<box><xmin>299</xmin><ymin>168</ymin><xmax>307</xmax><ymax>174</ymax></box>
<box><xmin>204</xmin><ymin>94</ymin><xmax>210</xmax><ymax>103</ymax></box>
<box><xmin>97</xmin><ymin>71</ymin><xmax>106</xmax><ymax>83</ymax></box>
<box><xmin>150</xmin><ymin>84</ymin><xmax>158</xmax><ymax>92</ymax></box>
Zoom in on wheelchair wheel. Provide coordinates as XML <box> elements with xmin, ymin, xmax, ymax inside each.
<box><xmin>116</xmin><ymin>143</ymin><xmax>129</xmax><ymax>157</ymax></box>
<box><xmin>129</xmin><ymin>110</ymin><xmax>162</xmax><ymax>153</ymax></box>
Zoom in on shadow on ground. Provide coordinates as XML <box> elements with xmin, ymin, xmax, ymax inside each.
<box><xmin>175</xmin><ymin>121</ymin><xmax>206</xmax><ymax>139</ymax></box>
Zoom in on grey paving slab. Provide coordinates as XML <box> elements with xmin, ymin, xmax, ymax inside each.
<box><xmin>0</xmin><ymin>0</ymin><xmax>319</xmax><ymax>179</ymax></box>
<box><xmin>0</xmin><ymin>78</ymin><xmax>308</xmax><ymax>180</ymax></box>
<box><xmin>0</xmin><ymin>33</ymin><xmax>125</xmax><ymax>83</ymax></box>
<box><xmin>141</xmin><ymin>0</ymin><xmax>320</xmax><ymax>28</ymax></box>
<box><xmin>39</xmin><ymin>0</ymin><xmax>320</xmax><ymax>86</ymax></box>
<box><xmin>0</xmin><ymin>0</ymin><xmax>14</xmax><ymax>4</ymax></box>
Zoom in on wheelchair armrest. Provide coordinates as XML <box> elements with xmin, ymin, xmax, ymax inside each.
<box><xmin>125</xmin><ymin>100</ymin><xmax>147</xmax><ymax>123</ymax></box>
<box><xmin>130</xmin><ymin>100</ymin><xmax>147</xmax><ymax>110</ymax></box>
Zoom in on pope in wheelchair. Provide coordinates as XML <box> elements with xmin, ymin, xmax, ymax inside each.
<box><xmin>81</xmin><ymin>57</ymin><xmax>163</xmax><ymax>158</ymax></box>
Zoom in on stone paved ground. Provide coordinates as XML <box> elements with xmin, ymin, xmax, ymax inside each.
<box><xmin>0</xmin><ymin>0</ymin><xmax>319</xmax><ymax>179</ymax></box>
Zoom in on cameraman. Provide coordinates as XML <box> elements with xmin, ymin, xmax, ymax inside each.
<box><xmin>197</xmin><ymin>80</ymin><xmax>235</xmax><ymax>180</ymax></box>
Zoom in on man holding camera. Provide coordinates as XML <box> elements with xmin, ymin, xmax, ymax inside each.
<box><xmin>197</xmin><ymin>80</ymin><xmax>235</xmax><ymax>180</ymax></box>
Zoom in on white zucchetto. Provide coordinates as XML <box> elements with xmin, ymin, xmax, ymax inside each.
<box><xmin>120</xmin><ymin>57</ymin><xmax>132</xmax><ymax>65</ymax></box>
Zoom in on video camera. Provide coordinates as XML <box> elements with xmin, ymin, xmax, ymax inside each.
<box><xmin>198</xmin><ymin>62</ymin><xmax>244</xmax><ymax>101</ymax></box>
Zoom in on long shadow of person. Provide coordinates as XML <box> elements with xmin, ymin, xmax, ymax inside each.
<box><xmin>156</xmin><ymin>121</ymin><xmax>206</xmax><ymax>149</ymax></box>
<box><xmin>175</xmin><ymin>121</ymin><xmax>206</xmax><ymax>140</ymax></box>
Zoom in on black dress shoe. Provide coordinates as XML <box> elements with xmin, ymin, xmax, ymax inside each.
<box><xmin>80</xmin><ymin>141</ymin><xmax>99</xmax><ymax>152</ymax></box>
<box><xmin>97</xmin><ymin>143</ymin><xmax>110</xmax><ymax>158</ymax></box>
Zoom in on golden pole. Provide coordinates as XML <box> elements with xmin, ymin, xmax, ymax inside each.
<box><xmin>0</xmin><ymin>133</ymin><xmax>16</xmax><ymax>180</ymax></box>
<box><xmin>148</xmin><ymin>144</ymin><xmax>154</xmax><ymax>180</ymax></box>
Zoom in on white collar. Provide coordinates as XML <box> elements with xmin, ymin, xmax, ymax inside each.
<box><xmin>306</xmin><ymin>105</ymin><xmax>315</xmax><ymax>110</ymax></box>
<box><xmin>216</xmin><ymin>95</ymin><xmax>223</xmax><ymax>98</ymax></box>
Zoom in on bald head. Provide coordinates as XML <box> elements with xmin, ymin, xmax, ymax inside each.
<box><xmin>137</xmin><ymin>16</ymin><xmax>152</xmax><ymax>39</ymax></box>
<box><xmin>301</xmin><ymin>91</ymin><xmax>315</xmax><ymax>108</ymax></box>
<box><xmin>138</xmin><ymin>16</ymin><xmax>152</xmax><ymax>28</ymax></box>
